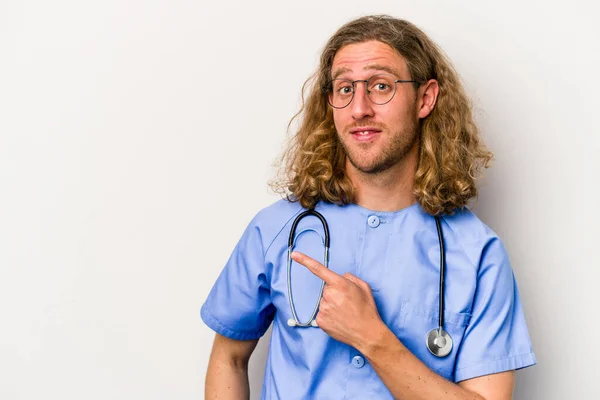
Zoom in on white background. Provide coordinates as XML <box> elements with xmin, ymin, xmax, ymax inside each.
<box><xmin>1</xmin><ymin>0</ymin><xmax>598</xmax><ymax>399</ymax></box>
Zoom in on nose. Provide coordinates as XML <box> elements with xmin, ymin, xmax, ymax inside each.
<box><xmin>350</xmin><ymin>82</ymin><xmax>375</xmax><ymax>120</ymax></box>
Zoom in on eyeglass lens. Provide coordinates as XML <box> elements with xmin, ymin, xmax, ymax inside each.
<box><xmin>327</xmin><ymin>74</ymin><xmax>398</xmax><ymax>108</ymax></box>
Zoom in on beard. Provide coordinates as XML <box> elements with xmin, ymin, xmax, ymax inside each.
<box><xmin>338</xmin><ymin>119</ymin><xmax>420</xmax><ymax>174</ymax></box>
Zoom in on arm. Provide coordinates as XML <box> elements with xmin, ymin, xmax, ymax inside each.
<box><xmin>205</xmin><ymin>333</ymin><xmax>259</xmax><ymax>400</ymax></box>
<box><xmin>360</xmin><ymin>321</ymin><xmax>515</xmax><ymax>400</ymax></box>
<box><xmin>291</xmin><ymin>251</ymin><xmax>517</xmax><ymax>400</ymax></box>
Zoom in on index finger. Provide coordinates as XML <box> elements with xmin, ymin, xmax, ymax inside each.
<box><xmin>290</xmin><ymin>251</ymin><xmax>342</xmax><ymax>285</ymax></box>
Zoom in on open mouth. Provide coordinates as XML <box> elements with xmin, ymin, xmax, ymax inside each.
<box><xmin>351</xmin><ymin>129</ymin><xmax>381</xmax><ymax>141</ymax></box>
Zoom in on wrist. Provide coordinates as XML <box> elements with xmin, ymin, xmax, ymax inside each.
<box><xmin>357</xmin><ymin>320</ymin><xmax>398</xmax><ymax>359</ymax></box>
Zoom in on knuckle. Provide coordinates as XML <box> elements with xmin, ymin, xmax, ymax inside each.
<box><xmin>316</xmin><ymin>313</ymin><xmax>324</xmax><ymax>325</ymax></box>
<box><xmin>335</xmin><ymin>295</ymin><xmax>347</xmax><ymax>307</ymax></box>
<box><xmin>328</xmin><ymin>287</ymin><xmax>340</xmax><ymax>298</ymax></box>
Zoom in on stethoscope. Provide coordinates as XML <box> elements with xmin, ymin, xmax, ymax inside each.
<box><xmin>286</xmin><ymin>209</ymin><xmax>453</xmax><ymax>358</ymax></box>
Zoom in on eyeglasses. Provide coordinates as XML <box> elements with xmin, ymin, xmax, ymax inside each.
<box><xmin>322</xmin><ymin>74</ymin><xmax>418</xmax><ymax>109</ymax></box>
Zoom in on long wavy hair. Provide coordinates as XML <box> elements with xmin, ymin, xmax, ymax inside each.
<box><xmin>271</xmin><ymin>15</ymin><xmax>492</xmax><ymax>215</ymax></box>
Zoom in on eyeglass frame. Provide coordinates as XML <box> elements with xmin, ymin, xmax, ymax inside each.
<box><xmin>322</xmin><ymin>74</ymin><xmax>420</xmax><ymax>109</ymax></box>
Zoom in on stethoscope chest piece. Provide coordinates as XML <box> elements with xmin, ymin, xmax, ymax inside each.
<box><xmin>426</xmin><ymin>328</ymin><xmax>453</xmax><ymax>357</ymax></box>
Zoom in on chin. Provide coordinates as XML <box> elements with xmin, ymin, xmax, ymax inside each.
<box><xmin>348</xmin><ymin>156</ymin><xmax>394</xmax><ymax>174</ymax></box>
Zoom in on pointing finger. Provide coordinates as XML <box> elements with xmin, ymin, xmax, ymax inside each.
<box><xmin>290</xmin><ymin>251</ymin><xmax>342</xmax><ymax>285</ymax></box>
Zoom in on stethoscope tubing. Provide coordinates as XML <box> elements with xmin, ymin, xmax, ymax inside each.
<box><xmin>434</xmin><ymin>216</ymin><xmax>446</xmax><ymax>333</ymax></box>
<box><xmin>286</xmin><ymin>208</ymin><xmax>452</xmax><ymax>357</ymax></box>
<box><xmin>287</xmin><ymin>210</ymin><xmax>331</xmax><ymax>327</ymax></box>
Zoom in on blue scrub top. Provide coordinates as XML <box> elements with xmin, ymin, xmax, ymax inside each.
<box><xmin>201</xmin><ymin>200</ymin><xmax>536</xmax><ymax>399</ymax></box>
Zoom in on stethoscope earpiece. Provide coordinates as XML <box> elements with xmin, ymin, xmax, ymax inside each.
<box><xmin>287</xmin><ymin>318</ymin><xmax>318</xmax><ymax>328</ymax></box>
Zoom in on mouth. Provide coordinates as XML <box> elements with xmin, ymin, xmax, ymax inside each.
<box><xmin>350</xmin><ymin>127</ymin><xmax>381</xmax><ymax>142</ymax></box>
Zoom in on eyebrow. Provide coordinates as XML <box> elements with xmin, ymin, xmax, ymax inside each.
<box><xmin>331</xmin><ymin>64</ymin><xmax>402</xmax><ymax>80</ymax></box>
<box><xmin>332</xmin><ymin>67</ymin><xmax>352</xmax><ymax>80</ymax></box>
<box><xmin>364</xmin><ymin>64</ymin><xmax>401</xmax><ymax>77</ymax></box>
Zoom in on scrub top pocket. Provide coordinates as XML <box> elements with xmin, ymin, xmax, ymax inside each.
<box><xmin>391</xmin><ymin>300</ymin><xmax>471</xmax><ymax>381</ymax></box>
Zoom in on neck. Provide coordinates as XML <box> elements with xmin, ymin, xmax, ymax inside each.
<box><xmin>346</xmin><ymin>145</ymin><xmax>418</xmax><ymax>212</ymax></box>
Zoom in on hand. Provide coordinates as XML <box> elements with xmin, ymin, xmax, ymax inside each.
<box><xmin>290</xmin><ymin>251</ymin><xmax>386</xmax><ymax>350</ymax></box>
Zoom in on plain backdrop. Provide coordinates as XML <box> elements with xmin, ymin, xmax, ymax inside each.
<box><xmin>1</xmin><ymin>0</ymin><xmax>599</xmax><ymax>399</ymax></box>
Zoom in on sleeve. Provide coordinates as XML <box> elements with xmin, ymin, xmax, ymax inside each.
<box><xmin>454</xmin><ymin>238</ymin><xmax>536</xmax><ymax>382</ymax></box>
<box><xmin>200</xmin><ymin>217</ymin><xmax>275</xmax><ymax>340</ymax></box>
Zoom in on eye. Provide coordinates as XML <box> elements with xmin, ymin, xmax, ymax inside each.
<box><xmin>337</xmin><ymin>85</ymin><xmax>353</xmax><ymax>95</ymax></box>
<box><xmin>370</xmin><ymin>81</ymin><xmax>391</xmax><ymax>92</ymax></box>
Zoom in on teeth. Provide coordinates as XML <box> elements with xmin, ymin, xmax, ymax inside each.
<box><xmin>359</xmin><ymin>131</ymin><xmax>372</xmax><ymax>135</ymax></box>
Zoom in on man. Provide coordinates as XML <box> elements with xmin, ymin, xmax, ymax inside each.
<box><xmin>201</xmin><ymin>15</ymin><xmax>536</xmax><ymax>399</ymax></box>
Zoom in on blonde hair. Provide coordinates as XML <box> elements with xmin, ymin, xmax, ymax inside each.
<box><xmin>271</xmin><ymin>15</ymin><xmax>492</xmax><ymax>215</ymax></box>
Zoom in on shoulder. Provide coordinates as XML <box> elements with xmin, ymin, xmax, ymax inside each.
<box><xmin>439</xmin><ymin>207</ymin><xmax>508</xmax><ymax>269</ymax></box>
<box><xmin>247</xmin><ymin>199</ymin><xmax>305</xmax><ymax>254</ymax></box>
<box><xmin>440</xmin><ymin>207</ymin><xmax>497</xmax><ymax>241</ymax></box>
<box><xmin>252</xmin><ymin>198</ymin><xmax>305</xmax><ymax>227</ymax></box>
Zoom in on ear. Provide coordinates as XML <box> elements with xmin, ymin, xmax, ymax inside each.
<box><xmin>417</xmin><ymin>79</ymin><xmax>439</xmax><ymax>119</ymax></box>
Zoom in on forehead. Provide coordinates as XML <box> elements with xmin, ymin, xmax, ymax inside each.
<box><xmin>331</xmin><ymin>40</ymin><xmax>408</xmax><ymax>77</ymax></box>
